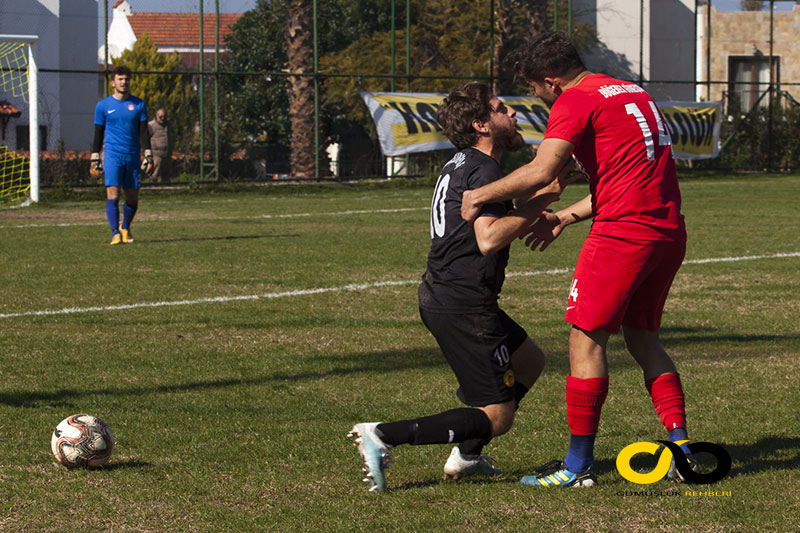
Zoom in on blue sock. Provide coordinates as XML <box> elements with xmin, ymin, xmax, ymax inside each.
<box><xmin>668</xmin><ymin>427</ymin><xmax>692</xmax><ymax>456</ymax></box>
<box><xmin>122</xmin><ymin>202</ymin><xmax>138</xmax><ymax>230</ymax></box>
<box><xmin>106</xmin><ymin>199</ymin><xmax>119</xmax><ymax>232</ymax></box>
<box><xmin>564</xmin><ymin>433</ymin><xmax>596</xmax><ymax>473</ymax></box>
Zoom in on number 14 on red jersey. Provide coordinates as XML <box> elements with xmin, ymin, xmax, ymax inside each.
<box><xmin>625</xmin><ymin>101</ymin><xmax>672</xmax><ymax>161</ymax></box>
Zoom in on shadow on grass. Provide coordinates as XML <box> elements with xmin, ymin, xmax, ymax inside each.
<box><xmin>10</xmin><ymin>325</ymin><xmax>786</xmax><ymax>409</ymax></box>
<box><xmin>659</xmin><ymin>325</ymin><xmax>800</xmax><ymax>347</ymax></box>
<box><xmin>391</xmin><ymin>474</ymin><xmax>538</xmax><ymax>492</ymax></box>
<box><xmin>146</xmin><ymin>233</ymin><xmax>300</xmax><ymax>244</ymax></box>
<box><xmin>574</xmin><ymin>435</ymin><xmax>800</xmax><ymax>483</ymax></box>
<box><xmin>0</xmin><ymin>347</ymin><xmax>449</xmax><ymax>408</ymax></box>
<box><xmin>535</xmin><ymin>325</ymin><xmax>798</xmax><ymax>374</ymax></box>
<box><xmin>724</xmin><ymin>435</ymin><xmax>800</xmax><ymax>478</ymax></box>
<box><xmin>390</xmin><ymin>474</ymin><xmax>527</xmax><ymax>492</ymax></box>
<box><xmin>101</xmin><ymin>460</ymin><xmax>154</xmax><ymax>471</ymax></box>
<box><xmin>390</xmin><ymin>479</ymin><xmax>442</xmax><ymax>491</ymax></box>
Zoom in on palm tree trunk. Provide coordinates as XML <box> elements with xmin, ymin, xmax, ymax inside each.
<box><xmin>286</xmin><ymin>0</ymin><xmax>315</xmax><ymax>178</ymax></box>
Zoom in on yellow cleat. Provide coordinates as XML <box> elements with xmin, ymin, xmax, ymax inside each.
<box><xmin>110</xmin><ymin>232</ymin><xmax>122</xmax><ymax>246</ymax></box>
<box><xmin>121</xmin><ymin>228</ymin><xmax>134</xmax><ymax>243</ymax></box>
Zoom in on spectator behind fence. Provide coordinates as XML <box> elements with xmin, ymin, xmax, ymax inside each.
<box><xmin>147</xmin><ymin>108</ymin><xmax>173</xmax><ymax>183</ymax></box>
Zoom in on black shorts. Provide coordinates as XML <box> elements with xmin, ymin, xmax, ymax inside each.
<box><xmin>419</xmin><ymin>307</ymin><xmax>529</xmax><ymax>407</ymax></box>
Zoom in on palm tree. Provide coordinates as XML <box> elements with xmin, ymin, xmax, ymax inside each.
<box><xmin>286</xmin><ymin>0</ymin><xmax>315</xmax><ymax>178</ymax></box>
<box><xmin>740</xmin><ymin>0</ymin><xmax>764</xmax><ymax>10</ymax></box>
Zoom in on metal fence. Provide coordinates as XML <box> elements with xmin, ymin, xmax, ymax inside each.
<box><xmin>3</xmin><ymin>0</ymin><xmax>799</xmax><ymax>193</ymax></box>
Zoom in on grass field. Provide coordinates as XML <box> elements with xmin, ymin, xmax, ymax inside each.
<box><xmin>0</xmin><ymin>174</ymin><xmax>798</xmax><ymax>532</ymax></box>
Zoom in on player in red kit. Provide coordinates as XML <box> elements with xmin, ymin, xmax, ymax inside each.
<box><xmin>461</xmin><ymin>32</ymin><xmax>693</xmax><ymax>487</ymax></box>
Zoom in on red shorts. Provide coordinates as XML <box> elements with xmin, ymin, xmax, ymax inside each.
<box><xmin>564</xmin><ymin>232</ymin><xmax>686</xmax><ymax>333</ymax></box>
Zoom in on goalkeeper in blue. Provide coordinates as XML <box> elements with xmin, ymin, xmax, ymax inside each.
<box><xmin>91</xmin><ymin>65</ymin><xmax>154</xmax><ymax>245</ymax></box>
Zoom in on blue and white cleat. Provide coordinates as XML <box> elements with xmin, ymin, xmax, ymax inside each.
<box><xmin>666</xmin><ymin>440</ymin><xmax>699</xmax><ymax>482</ymax></box>
<box><xmin>520</xmin><ymin>460</ymin><xmax>596</xmax><ymax>488</ymax></box>
<box><xmin>348</xmin><ymin>422</ymin><xmax>392</xmax><ymax>492</ymax></box>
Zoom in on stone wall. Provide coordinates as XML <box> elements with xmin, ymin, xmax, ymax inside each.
<box><xmin>698</xmin><ymin>5</ymin><xmax>800</xmax><ymax>103</ymax></box>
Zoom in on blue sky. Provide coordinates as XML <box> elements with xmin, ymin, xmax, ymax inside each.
<box><xmin>98</xmin><ymin>0</ymin><xmax>795</xmax><ymax>46</ymax></box>
<box><xmin>97</xmin><ymin>0</ymin><xmax>796</xmax><ymax>29</ymax></box>
<box><xmin>99</xmin><ymin>0</ymin><xmax>256</xmax><ymax>16</ymax></box>
<box><xmin>97</xmin><ymin>0</ymin><xmax>257</xmax><ymax>46</ymax></box>
<box><xmin>99</xmin><ymin>0</ymin><xmax>796</xmax><ymax>13</ymax></box>
<box><xmin>712</xmin><ymin>0</ymin><xmax>795</xmax><ymax>9</ymax></box>
<box><xmin>97</xmin><ymin>0</ymin><xmax>796</xmax><ymax>18</ymax></box>
<box><xmin>714</xmin><ymin>0</ymin><xmax>795</xmax><ymax>8</ymax></box>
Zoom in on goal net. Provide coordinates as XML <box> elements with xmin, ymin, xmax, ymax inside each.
<box><xmin>0</xmin><ymin>35</ymin><xmax>38</xmax><ymax>205</ymax></box>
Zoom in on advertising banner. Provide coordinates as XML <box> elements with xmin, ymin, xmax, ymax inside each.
<box><xmin>360</xmin><ymin>92</ymin><xmax>721</xmax><ymax>160</ymax></box>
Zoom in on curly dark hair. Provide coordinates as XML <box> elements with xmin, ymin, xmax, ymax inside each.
<box><xmin>111</xmin><ymin>65</ymin><xmax>132</xmax><ymax>79</ymax></box>
<box><xmin>507</xmin><ymin>31</ymin><xmax>586</xmax><ymax>83</ymax></box>
<box><xmin>436</xmin><ymin>82</ymin><xmax>492</xmax><ymax>150</ymax></box>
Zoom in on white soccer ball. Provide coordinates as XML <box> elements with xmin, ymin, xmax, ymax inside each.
<box><xmin>50</xmin><ymin>414</ymin><xmax>114</xmax><ymax>470</ymax></box>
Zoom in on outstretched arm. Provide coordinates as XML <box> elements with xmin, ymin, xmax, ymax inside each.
<box><xmin>521</xmin><ymin>193</ymin><xmax>593</xmax><ymax>252</ymax></box>
<box><xmin>474</xmin><ymin>208</ymin><xmax>543</xmax><ymax>257</ymax></box>
<box><xmin>462</xmin><ymin>138</ymin><xmax>576</xmax><ymax>224</ymax></box>
<box><xmin>473</xmin><ymin>169</ymin><xmax>581</xmax><ymax>256</ymax></box>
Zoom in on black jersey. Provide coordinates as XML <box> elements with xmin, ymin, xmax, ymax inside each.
<box><xmin>418</xmin><ymin>148</ymin><xmax>513</xmax><ymax>313</ymax></box>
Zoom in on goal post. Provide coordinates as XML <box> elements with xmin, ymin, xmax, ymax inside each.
<box><xmin>0</xmin><ymin>34</ymin><xmax>39</xmax><ymax>204</ymax></box>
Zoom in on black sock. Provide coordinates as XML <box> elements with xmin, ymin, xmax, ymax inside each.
<box><xmin>458</xmin><ymin>438</ymin><xmax>490</xmax><ymax>457</ymax></box>
<box><xmin>122</xmin><ymin>202</ymin><xmax>138</xmax><ymax>229</ymax></box>
<box><xmin>376</xmin><ymin>420</ymin><xmax>415</xmax><ymax>446</ymax></box>
<box><xmin>459</xmin><ymin>386</ymin><xmax>529</xmax><ymax>455</ymax></box>
<box><xmin>377</xmin><ymin>408</ymin><xmax>492</xmax><ymax>447</ymax></box>
<box><xmin>514</xmin><ymin>383</ymin><xmax>530</xmax><ymax>410</ymax></box>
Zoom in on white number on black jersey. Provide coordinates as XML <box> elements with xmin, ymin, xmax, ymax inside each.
<box><xmin>430</xmin><ymin>173</ymin><xmax>450</xmax><ymax>238</ymax></box>
<box><xmin>493</xmin><ymin>344</ymin><xmax>510</xmax><ymax>366</ymax></box>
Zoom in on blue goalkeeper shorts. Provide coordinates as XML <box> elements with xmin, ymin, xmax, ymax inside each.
<box><xmin>104</xmin><ymin>153</ymin><xmax>140</xmax><ymax>189</ymax></box>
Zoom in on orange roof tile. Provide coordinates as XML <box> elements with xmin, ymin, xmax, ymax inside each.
<box><xmin>0</xmin><ymin>101</ymin><xmax>22</xmax><ymax>116</ymax></box>
<box><xmin>128</xmin><ymin>12</ymin><xmax>242</xmax><ymax>48</ymax></box>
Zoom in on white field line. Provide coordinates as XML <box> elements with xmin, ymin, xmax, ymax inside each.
<box><xmin>0</xmin><ymin>207</ymin><xmax>429</xmax><ymax>229</ymax></box>
<box><xmin>682</xmin><ymin>252</ymin><xmax>800</xmax><ymax>264</ymax></box>
<box><xmin>1</xmin><ymin>252</ymin><xmax>797</xmax><ymax>319</ymax></box>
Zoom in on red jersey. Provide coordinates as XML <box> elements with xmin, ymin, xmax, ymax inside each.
<box><xmin>544</xmin><ymin>73</ymin><xmax>684</xmax><ymax>241</ymax></box>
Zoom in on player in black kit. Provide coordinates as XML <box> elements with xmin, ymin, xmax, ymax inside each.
<box><xmin>348</xmin><ymin>82</ymin><xmax>577</xmax><ymax>492</ymax></box>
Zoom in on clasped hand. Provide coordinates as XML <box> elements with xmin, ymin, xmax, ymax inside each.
<box><xmin>519</xmin><ymin>211</ymin><xmax>564</xmax><ymax>252</ymax></box>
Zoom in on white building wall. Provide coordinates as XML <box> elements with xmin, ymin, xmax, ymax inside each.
<box><xmin>574</xmin><ymin>0</ymin><xmax>696</xmax><ymax>100</ymax></box>
<box><xmin>59</xmin><ymin>0</ymin><xmax>99</xmax><ymax>151</ymax></box>
<box><xmin>0</xmin><ymin>1</ymin><xmax>57</xmax><ymax>151</ymax></box>
<box><xmin>98</xmin><ymin>0</ymin><xmax>136</xmax><ymax>63</ymax></box>
<box><xmin>648</xmin><ymin>0</ymin><xmax>695</xmax><ymax>100</ymax></box>
<box><xmin>574</xmin><ymin>0</ymin><xmax>642</xmax><ymax>80</ymax></box>
<box><xmin>0</xmin><ymin>0</ymin><xmax>97</xmax><ymax>151</ymax></box>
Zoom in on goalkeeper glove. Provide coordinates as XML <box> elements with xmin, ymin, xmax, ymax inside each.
<box><xmin>90</xmin><ymin>152</ymin><xmax>103</xmax><ymax>179</ymax></box>
<box><xmin>141</xmin><ymin>149</ymin><xmax>155</xmax><ymax>176</ymax></box>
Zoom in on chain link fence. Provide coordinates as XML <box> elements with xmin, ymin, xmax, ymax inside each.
<box><xmin>2</xmin><ymin>1</ymin><xmax>799</xmax><ymax>195</ymax></box>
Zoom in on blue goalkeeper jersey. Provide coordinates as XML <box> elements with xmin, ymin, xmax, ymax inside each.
<box><xmin>94</xmin><ymin>95</ymin><xmax>148</xmax><ymax>157</ymax></box>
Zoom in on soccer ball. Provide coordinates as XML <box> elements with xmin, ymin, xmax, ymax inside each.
<box><xmin>50</xmin><ymin>414</ymin><xmax>114</xmax><ymax>470</ymax></box>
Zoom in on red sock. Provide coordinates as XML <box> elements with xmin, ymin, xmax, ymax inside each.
<box><xmin>566</xmin><ymin>375</ymin><xmax>609</xmax><ymax>435</ymax></box>
<box><xmin>645</xmin><ymin>373</ymin><xmax>686</xmax><ymax>431</ymax></box>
